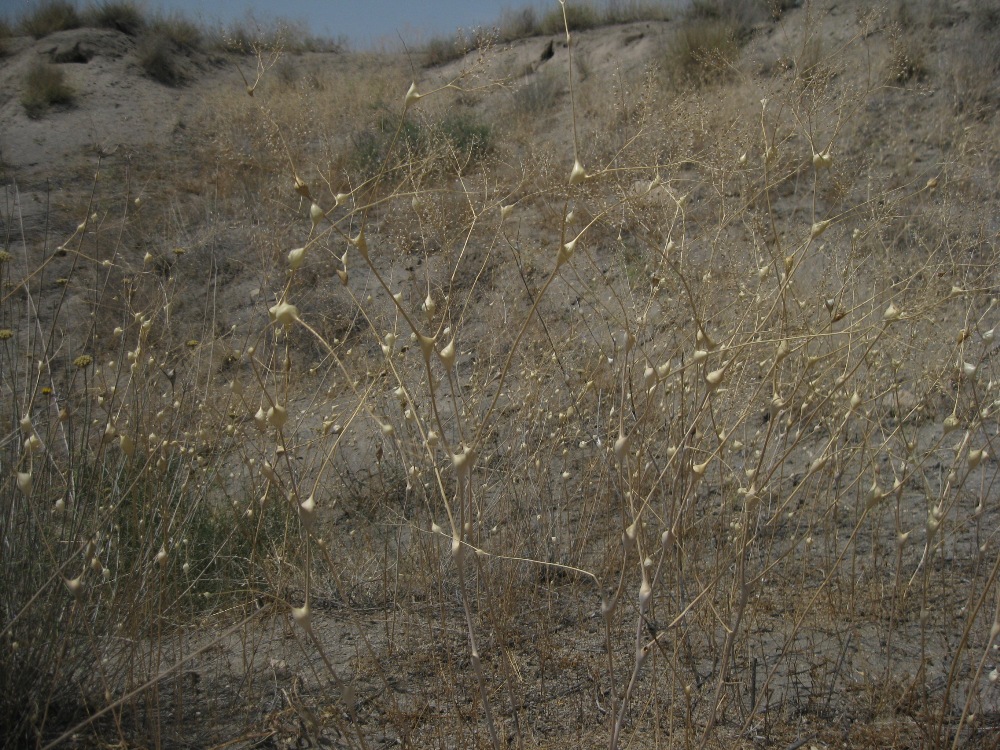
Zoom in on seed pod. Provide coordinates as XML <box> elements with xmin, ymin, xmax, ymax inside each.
<box><xmin>942</xmin><ymin>414</ymin><xmax>960</xmax><ymax>435</ymax></box>
<box><xmin>24</xmin><ymin>434</ymin><xmax>42</xmax><ymax>454</ymax></box>
<box><xmin>269</xmin><ymin>301</ymin><xmax>300</xmax><ymax>326</ymax></box>
<box><xmin>500</xmin><ymin>204</ymin><xmax>514</xmax><ymax>220</ymax></box>
<box><xmin>968</xmin><ymin>449</ymin><xmax>986</xmax><ymax>469</ymax></box>
<box><xmin>439</xmin><ymin>339</ymin><xmax>456</xmax><ymax>371</ymax></box>
<box><xmin>638</xmin><ymin>574</ymin><xmax>652</xmax><ymax>614</ymax></box>
<box><xmin>569</xmin><ymin>159</ymin><xmax>587</xmax><ymax>185</ymax></box>
<box><xmin>287</xmin><ymin>247</ymin><xmax>307</xmax><ymax>270</ymax></box>
<box><xmin>299</xmin><ymin>495</ymin><xmax>316</xmax><ymax>530</ymax></box>
<box><xmin>557</xmin><ymin>239</ymin><xmax>576</xmax><ymax>267</ymax></box>
<box><xmin>614</xmin><ymin>432</ymin><xmax>630</xmax><ymax>460</ymax></box>
<box><xmin>65</xmin><ymin>577</ymin><xmax>84</xmax><ymax>598</ymax></box>
<box><xmin>16</xmin><ymin>471</ymin><xmax>32</xmax><ymax>497</ymax></box>
<box><xmin>309</xmin><ymin>203</ymin><xmax>324</xmax><ymax>227</ymax></box>
<box><xmin>403</xmin><ymin>82</ymin><xmax>422</xmax><ymax>109</ymax></box>
<box><xmin>119</xmin><ymin>434</ymin><xmax>135</xmax><ymax>457</ymax></box>
<box><xmin>267</xmin><ymin>405</ymin><xmax>287</xmax><ymax>429</ymax></box>
<box><xmin>882</xmin><ymin>303</ymin><xmax>901</xmax><ymax>322</ymax></box>
<box><xmin>810</xmin><ymin>220</ymin><xmax>831</xmax><ymax>240</ymax></box>
<box><xmin>292</xmin><ymin>604</ymin><xmax>312</xmax><ymax>633</ymax></box>
<box><xmin>351</xmin><ymin>230</ymin><xmax>368</xmax><ymax>259</ymax></box>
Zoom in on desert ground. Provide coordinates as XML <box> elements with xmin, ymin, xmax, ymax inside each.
<box><xmin>2</xmin><ymin>0</ymin><xmax>1000</xmax><ymax>747</ymax></box>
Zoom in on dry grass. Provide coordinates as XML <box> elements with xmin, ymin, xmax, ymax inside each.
<box><xmin>21</xmin><ymin>60</ymin><xmax>74</xmax><ymax>118</ymax></box>
<box><xmin>3</xmin><ymin>2</ymin><xmax>1000</xmax><ymax>749</ymax></box>
<box><xmin>17</xmin><ymin>0</ymin><xmax>81</xmax><ymax>38</ymax></box>
<box><xmin>84</xmin><ymin>0</ymin><xmax>146</xmax><ymax>36</ymax></box>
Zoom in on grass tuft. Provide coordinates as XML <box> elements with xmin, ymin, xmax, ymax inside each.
<box><xmin>18</xmin><ymin>0</ymin><xmax>81</xmax><ymax>38</ymax></box>
<box><xmin>85</xmin><ymin>0</ymin><xmax>147</xmax><ymax>36</ymax></box>
<box><xmin>136</xmin><ymin>31</ymin><xmax>183</xmax><ymax>85</ymax></box>
<box><xmin>21</xmin><ymin>60</ymin><xmax>74</xmax><ymax>118</ymax></box>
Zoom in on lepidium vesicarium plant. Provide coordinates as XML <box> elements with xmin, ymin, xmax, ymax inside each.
<box><xmin>3</xmin><ymin>0</ymin><xmax>1000</xmax><ymax>748</ymax></box>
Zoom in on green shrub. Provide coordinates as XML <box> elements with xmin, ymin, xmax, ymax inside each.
<box><xmin>18</xmin><ymin>0</ymin><xmax>80</xmax><ymax>38</ymax></box>
<box><xmin>85</xmin><ymin>0</ymin><xmax>146</xmax><ymax>36</ymax></box>
<box><xmin>136</xmin><ymin>32</ymin><xmax>182</xmax><ymax>85</ymax></box>
<box><xmin>21</xmin><ymin>60</ymin><xmax>74</xmax><ymax>118</ymax></box>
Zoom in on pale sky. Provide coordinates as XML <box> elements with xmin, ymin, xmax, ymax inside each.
<box><xmin>148</xmin><ymin>0</ymin><xmax>533</xmax><ymax>48</ymax></box>
<box><xmin>3</xmin><ymin>1</ymin><xmax>692</xmax><ymax>49</ymax></box>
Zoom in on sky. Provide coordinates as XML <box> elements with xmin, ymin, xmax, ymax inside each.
<box><xmin>147</xmin><ymin>0</ymin><xmax>534</xmax><ymax>48</ymax></box>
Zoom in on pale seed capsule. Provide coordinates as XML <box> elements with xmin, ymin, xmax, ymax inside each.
<box><xmin>351</xmin><ymin>230</ymin><xmax>368</xmax><ymax>259</ymax></box>
<box><xmin>254</xmin><ymin>407</ymin><xmax>267</xmax><ymax>432</ymax></box>
<box><xmin>557</xmin><ymin>239</ymin><xmax>576</xmax><ymax>267</ymax></box>
<box><xmin>65</xmin><ymin>577</ymin><xmax>84</xmax><ymax>598</ymax></box>
<box><xmin>439</xmin><ymin>339</ymin><xmax>456</xmax><ymax>371</ymax></box>
<box><xmin>500</xmin><ymin>204</ymin><xmax>514</xmax><ymax>220</ymax></box>
<box><xmin>119</xmin><ymin>434</ymin><xmax>135</xmax><ymax>456</ymax></box>
<box><xmin>299</xmin><ymin>495</ymin><xmax>316</xmax><ymax>530</ymax></box>
<box><xmin>269</xmin><ymin>301</ymin><xmax>300</xmax><ymax>326</ymax></box>
<box><xmin>705</xmin><ymin>367</ymin><xmax>725</xmax><ymax>389</ymax></box>
<box><xmin>943</xmin><ymin>414</ymin><xmax>961</xmax><ymax>435</ymax></box>
<box><xmin>267</xmin><ymin>405</ymin><xmax>287</xmax><ymax>429</ymax></box>
<box><xmin>292</xmin><ymin>604</ymin><xmax>312</xmax><ymax>633</ymax></box>
<box><xmin>882</xmin><ymin>303</ymin><xmax>901</xmax><ymax>322</ymax></box>
<box><xmin>287</xmin><ymin>247</ymin><xmax>307</xmax><ymax>270</ymax></box>
<box><xmin>309</xmin><ymin>203</ymin><xmax>324</xmax><ymax>227</ymax></box>
<box><xmin>569</xmin><ymin>159</ymin><xmax>587</xmax><ymax>185</ymax></box>
<box><xmin>16</xmin><ymin>471</ymin><xmax>32</xmax><ymax>497</ymax></box>
<box><xmin>639</xmin><ymin>575</ymin><xmax>652</xmax><ymax>613</ymax></box>
<box><xmin>968</xmin><ymin>449</ymin><xmax>986</xmax><ymax>469</ymax></box>
<box><xmin>614</xmin><ymin>433</ymin><xmax>630</xmax><ymax>461</ymax></box>
<box><xmin>19</xmin><ymin>415</ymin><xmax>32</xmax><ymax>435</ymax></box>
<box><xmin>403</xmin><ymin>82</ymin><xmax>422</xmax><ymax>109</ymax></box>
<box><xmin>810</xmin><ymin>220</ymin><xmax>830</xmax><ymax>239</ymax></box>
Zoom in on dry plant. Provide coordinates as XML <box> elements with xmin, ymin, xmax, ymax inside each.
<box><xmin>3</xmin><ymin>1</ymin><xmax>1000</xmax><ymax>749</ymax></box>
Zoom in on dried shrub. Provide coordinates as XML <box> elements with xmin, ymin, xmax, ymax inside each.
<box><xmin>21</xmin><ymin>59</ymin><xmax>74</xmax><ymax>118</ymax></box>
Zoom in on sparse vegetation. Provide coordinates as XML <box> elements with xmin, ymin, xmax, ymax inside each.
<box><xmin>136</xmin><ymin>31</ymin><xmax>182</xmax><ymax>85</ymax></box>
<box><xmin>0</xmin><ymin>19</ymin><xmax>11</xmax><ymax>57</ymax></box>
<box><xmin>20</xmin><ymin>60</ymin><xmax>74</xmax><ymax>117</ymax></box>
<box><xmin>3</xmin><ymin>2</ymin><xmax>1000</xmax><ymax>749</ymax></box>
<box><xmin>84</xmin><ymin>0</ymin><xmax>146</xmax><ymax>36</ymax></box>
<box><xmin>18</xmin><ymin>0</ymin><xmax>81</xmax><ymax>38</ymax></box>
<box><xmin>661</xmin><ymin>15</ymin><xmax>742</xmax><ymax>87</ymax></box>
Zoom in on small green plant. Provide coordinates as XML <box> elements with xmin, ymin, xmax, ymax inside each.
<box><xmin>21</xmin><ymin>60</ymin><xmax>74</xmax><ymax>118</ymax></box>
<box><xmin>18</xmin><ymin>0</ymin><xmax>80</xmax><ymax>38</ymax></box>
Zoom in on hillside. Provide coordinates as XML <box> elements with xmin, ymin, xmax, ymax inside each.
<box><xmin>2</xmin><ymin>1</ymin><xmax>1000</xmax><ymax>748</ymax></box>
